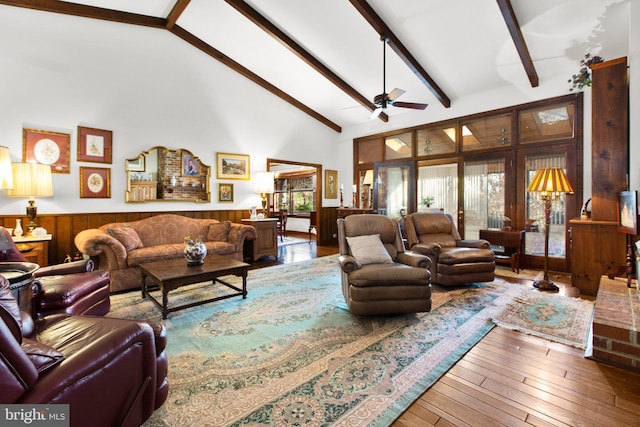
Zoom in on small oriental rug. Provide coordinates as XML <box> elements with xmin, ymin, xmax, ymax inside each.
<box><xmin>492</xmin><ymin>291</ymin><xmax>594</xmax><ymax>348</ymax></box>
<box><xmin>108</xmin><ymin>256</ymin><xmax>523</xmax><ymax>427</ymax></box>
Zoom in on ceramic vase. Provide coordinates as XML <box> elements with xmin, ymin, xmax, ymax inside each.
<box><xmin>184</xmin><ymin>236</ymin><xmax>206</xmax><ymax>266</ymax></box>
<box><xmin>14</xmin><ymin>219</ymin><xmax>23</xmax><ymax>237</ymax></box>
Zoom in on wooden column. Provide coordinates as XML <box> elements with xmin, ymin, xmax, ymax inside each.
<box><xmin>570</xmin><ymin>57</ymin><xmax>629</xmax><ymax>295</ymax></box>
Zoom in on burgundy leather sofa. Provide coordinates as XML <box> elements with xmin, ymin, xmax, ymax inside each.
<box><xmin>0</xmin><ymin>274</ymin><xmax>168</xmax><ymax>426</ymax></box>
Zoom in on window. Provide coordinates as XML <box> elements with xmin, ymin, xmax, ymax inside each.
<box><xmin>519</xmin><ymin>103</ymin><xmax>574</xmax><ymax>143</ymax></box>
<box><xmin>417</xmin><ymin>163</ymin><xmax>458</xmax><ymax>223</ymax></box>
<box><xmin>290</xmin><ymin>175</ymin><xmax>316</xmax><ymax>215</ymax></box>
<box><xmin>464</xmin><ymin>159</ymin><xmax>506</xmax><ymax>239</ymax></box>
<box><xmin>416</xmin><ymin>125</ymin><xmax>456</xmax><ymax>157</ymax></box>
<box><xmin>385</xmin><ymin>132</ymin><xmax>412</xmax><ymax>160</ymax></box>
<box><xmin>461</xmin><ymin>114</ymin><xmax>511</xmax><ymax>151</ymax></box>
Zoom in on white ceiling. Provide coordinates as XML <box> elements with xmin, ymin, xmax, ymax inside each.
<box><xmin>45</xmin><ymin>0</ymin><xmax>630</xmax><ymax>131</ymax></box>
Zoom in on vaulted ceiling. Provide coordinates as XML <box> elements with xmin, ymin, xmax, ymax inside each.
<box><xmin>1</xmin><ymin>0</ymin><xmax>629</xmax><ymax>133</ymax></box>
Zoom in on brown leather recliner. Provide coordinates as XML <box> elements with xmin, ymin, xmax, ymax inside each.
<box><xmin>404</xmin><ymin>212</ymin><xmax>495</xmax><ymax>286</ymax></box>
<box><xmin>337</xmin><ymin>214</ymin><xmax>432</xmax><ymax>315</ymax></box>
<box><xmin>1</xmin><ymin>227</ymin><xmax>110</xmax><ymax>317</ymax></box>
<box><xmin>0</xmin><ymin>274</ymin><xmax>168</xmax><ymax>427</ymax></box>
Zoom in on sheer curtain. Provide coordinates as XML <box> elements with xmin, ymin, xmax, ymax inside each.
<box><xmin>525</xmin><ymin>154</ymin><xmax>568</xmax><ymax>257</ymax></box>
<box><xmin>417</xmin><ymin>163</ymin><xmax>458</xmax><ymax>225</ymax></box>
<box><xmin>463</xmin><ymin>160</ymin><xmax>505</xmax><ymax>239</ymax></box>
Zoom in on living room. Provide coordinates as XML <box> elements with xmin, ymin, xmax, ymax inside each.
<box><xmin>1</xmin><ymin>1</ymin><xmax>640</xmax><ymax>426</ymax></box>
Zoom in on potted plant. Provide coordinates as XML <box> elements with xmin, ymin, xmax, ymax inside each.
<box><xmin>568</xmin><ymin>53</ymin><xmax>604</xmax><ymax>92</ymax></box>
<box><xmin>420</xmin><ymin>196</ymin><xmax>435</xmax><ymax>208</ymax></box>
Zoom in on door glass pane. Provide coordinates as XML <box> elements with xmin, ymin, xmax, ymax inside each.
<box><xmin>462</xmin><ymin>114</ymin><xmax>511</xmax><ymax>151</ymax></box>
<box><xmin>417</xmin><ymin>163</ymin><xmax>458</xmax><ymax>224</ymax></box>
<box><xmin>375</xmin><ymin>164</ymin><xmax>412</xmax><ymax>219</ymax></box>
<box><xmin>385</xmin><ymin>132</ymin><xmax>412</xmax><ymax>160</ymax></box>
<box><xmin>525</xmin><ymin>155</ymin><xmax>568</xmax><ymax>257</ymax></box>
<box><xmin>464</xmin><ymin>159</ymin><xmax>505</xmax><ymax>239</ymax></box>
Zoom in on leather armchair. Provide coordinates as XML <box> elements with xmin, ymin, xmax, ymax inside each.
<box><xmin>0</xmin><ymin>275</ymin><xmax>168</xmax><ymax>426</ymax></box>
<box><xmin>1</xmin><ymin>227</ymin><xmax>110</xmax><ymax>317</ymax></box>
<box><xmin>404</xmin><ymin>212</ymin><xmax>495</xmax><ymax>286</ymax></box>
<box><xmin>337</xmin><ymin>214</ymin><xmax>431</xmax><ymax>315</ymax></box>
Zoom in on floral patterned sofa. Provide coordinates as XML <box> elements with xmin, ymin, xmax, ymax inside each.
<box><xmin>74</xmin><ymin>214</ymin><xmax>256</xmax><ymax>292</ymax></box>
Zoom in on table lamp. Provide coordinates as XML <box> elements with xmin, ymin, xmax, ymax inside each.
<box><xmin>0</xmin><ymin>146</ymin><xmax>13</xmax><ymax>190</ymax></box>
<box><xmin>254</xmin><ymin>171</ymin><xmax>275</xmax><ymax>214</ymax></box>
<box><xmin>8</xmin><ymin>162</ymin><xmax>53</xmax><ymax>232</ymax></box>
<box><xmin>526</xmin><ymin>167</ymin><xmax>573</xmax><ymax>291</ymax></box>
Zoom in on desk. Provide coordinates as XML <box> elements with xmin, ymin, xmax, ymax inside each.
<box><xmin>479</xmin><ymin>229</ymin><xmax>524</xmax><ymax>273</ymax></box>
<box><xmin>12</xmin><ymin>234</ymin><xmax>52</xmax><ymax>267</ymax></box>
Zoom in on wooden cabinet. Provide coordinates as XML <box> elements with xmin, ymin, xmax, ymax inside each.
<box><xmin>569</xmin><ymin>219</ymin><xmax>626</xmax><ymax>296</ymax></box>
<box><xmin>12</xmin><ymin>234</ymin><xmax>51</xmax><ymax>267</ymax></box>
<box><xmin>241</xmin><ymin>218</ymin><xmax>278</xmax><ymax>261</ymax></box>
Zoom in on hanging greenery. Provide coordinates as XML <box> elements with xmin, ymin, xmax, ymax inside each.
<box><xmin>568</xmin><ymin>53</ymin><xmax>604</xmax><ymax>92</ymax></box>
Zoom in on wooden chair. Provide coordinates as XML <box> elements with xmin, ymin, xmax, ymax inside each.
<box><xmin>308</xmin><ymin>210</ymin><xmax>317</xmax><ymax>242</ymax></box>
<box><xmin>277</xmin><ymin>210</ymin><xmax>287</xmax><ymax>242</ymax></box>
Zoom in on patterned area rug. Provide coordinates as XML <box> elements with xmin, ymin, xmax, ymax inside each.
<box><xmin>108</xmin><ymin>256</ymin><xmax>524</xmax><ymax>427</ymax></box>
<box><xmin>492</xmin><ymin>291</ymin><xmax>594</xmax><ymax>348</ymax></box>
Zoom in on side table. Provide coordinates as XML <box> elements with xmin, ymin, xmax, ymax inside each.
<box><xmin>12</xmin><ymin>234</ymin><xmax>52</xmax><ymax>267</ymax></box>
<box><xmin>241</xmin><ymin>218</ymin><xmax>278</xmax><ymax>261</ymax></box>
<box><xmin>479</xmin><ymin>229</ymin><xmax>524</xmax><ymax>273</ymax></box>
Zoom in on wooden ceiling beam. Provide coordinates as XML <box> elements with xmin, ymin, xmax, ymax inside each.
<box><xmin>496</xmin><ymin>0</ymin><xmax>539</xmax><ymax>87</ymax></box>
<box><xmin>349</xmin><ymin>0</ymin><xmax>451</xmax><ymax>108</ymax></box>
<box><xmin>166</xmin><ymin>0</ymin><xmax>191</xmax><ymax>29</ymax></box>
<box><xmin>0</xmin><ymin>0</ymin><xmax>166</xmax><ymax>27</ymax></box>
<box><xmin>0</xmin><ymin>0</ymin><xmax>342</xmax><ymax>132</ymax></box>
<box><xmin>169</xmin><ymin>25</ymin><xmax>342</xmax><ymax>133</ymax></box>
<box><xmin>224</xmin><ymin>0</ymin><xmax>388</xmax><ymax>123</ymax></box>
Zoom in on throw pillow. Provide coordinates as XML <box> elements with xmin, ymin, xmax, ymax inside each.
<box><xmin>208</xmin><ymin>221</ymin><xmax>231</xmax><ymax>242</ymax></box>
<box><xmin>346</xmin><ymin>234</ymin><xmax>393</xmax><ymax>265</ymax></box>
<box><xmin>106</xmin><ymin>226</ymin><xmax>144</xmax><ymax>252</ymax></box>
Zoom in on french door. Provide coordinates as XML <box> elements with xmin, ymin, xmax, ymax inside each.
<box><xmin>373</xmin><ymin>161</ymin><xmax>415</xmax><ymax>219</ymax></box>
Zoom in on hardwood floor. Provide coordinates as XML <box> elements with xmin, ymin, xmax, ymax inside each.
<box><xmin>263</xmin><ymin>233</ymin><xmax>640</xmax><ymax>426</ymax></box>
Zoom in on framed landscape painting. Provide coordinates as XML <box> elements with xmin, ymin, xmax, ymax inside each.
<box><xmin>217</xmin><ymin>153</ymin><xmax>250</xmax><ymax>180</ymax></box>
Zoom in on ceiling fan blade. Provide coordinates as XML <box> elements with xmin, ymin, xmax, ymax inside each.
<box><xmin>392</xmin><ymin>101</ymin><xmax>428</xmax><ymax>110</ymax></box>
<box><xmin>387</xmin><ymin>88</ymin><xmax>405</xmax><ymax>101</ymax></box>
<box><xmin>369</xmin><ymin>107</ymin><xmax>383</xmax><ymax>120</ymax></box>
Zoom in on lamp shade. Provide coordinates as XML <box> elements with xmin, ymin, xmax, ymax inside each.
<box><xmin>527</xmin><ymin>168</ymin><xmax>574</xmax><ymax>194</ymax></box>
<box><xmin>254</xmin><ymin>171</ymin><xmax>275</xmax><ymax>194</ymax></box>
<box><xmin>0</xmin><ymin>146</ymin><xmax>13</xmax><ymax>190</ymax></box>
<box><xmin>8</xmin><ymin>163</ymin><xmax>54</xmax><ymax>198</ymax></box>
<box><xmin>363</xmin><ymin>170</ymin><xmax>374</xmax><ymax>186</ymax></box>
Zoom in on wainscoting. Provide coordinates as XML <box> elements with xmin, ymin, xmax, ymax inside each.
<box><xmin>1</xmin><ymin>207</ymin><xmax>339</xmax><ymax>265</ymax></box>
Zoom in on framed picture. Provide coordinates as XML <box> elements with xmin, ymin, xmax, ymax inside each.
<box><xmin>617</xmin><ymin>190</ymin><xmax>638</xmax><ymax>235</ymax></box>
<box><xmin>23</xmin><ymin>128</ymin><xmax>70</xmax><ymax>173</ymax></box>
<box><xmin>79</xmin><ymin>167</ymin><xmax>111</xmax><ymax>198</ymax></box>
<box><xmin>218</xmin><ymin>183</ymin><xmax>234</xmax><ymax>202</ymax></box>
<box><xmin>217</xmin><ymin>152</ymin><xmax>250</xmax><ymax>180</ymax></box>
<box><xmin>182</xmin><ymin>152</ymin><xmax>200</xmax><ymax>176</ymax></box>
<box><xmin>77</xmin><ymin>126</ymin><xmax>112</xmax><ymax>164</ymax></box>
<box><xmin>325</xmin><ymin>169</ymin><xmax>338</xmax><ymax>199</ymax></box>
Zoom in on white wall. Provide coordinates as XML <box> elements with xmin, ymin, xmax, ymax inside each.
<box><xmin>0</xmin><ymin>6</ymin><xmax>341</xmax><ymax>215</ymax></box>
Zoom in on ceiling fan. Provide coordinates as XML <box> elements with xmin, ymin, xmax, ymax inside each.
<box><xmin>370</xmin><ymin>37</ymin><xmax>428</xmax><ymax>119</ymax></box>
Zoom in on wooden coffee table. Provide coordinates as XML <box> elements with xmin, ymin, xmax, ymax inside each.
<box><xmin>140</xmin><ymin>255</ymin><xmax>249</xmax><ymax>319</ymax></box>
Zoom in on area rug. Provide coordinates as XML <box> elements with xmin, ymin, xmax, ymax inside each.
<box><xmin>108</xmin><ymin>256</ymin><xmax>523</xmax><ymax>427</ymax></box>
<box><xmin>492</xmin><ymin>291</ymin><xmax>594</xmax><ymax>348</ymax></box>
